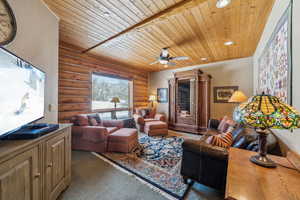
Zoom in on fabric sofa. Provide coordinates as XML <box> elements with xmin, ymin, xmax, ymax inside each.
<box><xmin>180</xmin><ymin>118</ymin><xmax>282</xmax><ymax>191</ymax></box>
<box><xmin>71</xmin><ymin>114</ymin><xmax>138</xmax><ymax>153</ymax></box>
<box><xmin>133</xmin><ymin>107</ymin><xmax>166</xmax><ymax>132</ymax></box>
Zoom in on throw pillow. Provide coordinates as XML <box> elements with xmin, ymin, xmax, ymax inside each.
<box><xmin>140</xmin><ymin>109</ymin><xmax>150</xmax><ymax>118</ymax></box>
<box><xmin>217</xmin><ymin>116</ymin><xmax>229</xmax><ymax>132</ymax></box>
<box><xmin>88</xmin><ymin>113</ymin><xmax>101</xmax><ymax>124</ymax></box>
<box><xmin>206</xmin><ymin>132</ymin><xmax>233</xmax><ymax>148</ymax></box>
<box><xmin>89</xmin><ymin>117</ymin><xmax>98</xmax><ymax>126</ymax></box>
<box><xmin>76</xmin><ymin>115</ymin><xmax>89</xmax><ymax>126</ymax></box>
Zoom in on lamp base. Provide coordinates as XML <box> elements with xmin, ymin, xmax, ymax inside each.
<box><xmin>250</xmin><ymin>154</ymin><xmax>277</xmax><ymax>168</ymax></box>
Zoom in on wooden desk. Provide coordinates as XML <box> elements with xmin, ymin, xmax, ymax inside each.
<box><xmin>226</xmin><ymin>148</ymin><xmax>300</xmax><ymax>200</ymax></box>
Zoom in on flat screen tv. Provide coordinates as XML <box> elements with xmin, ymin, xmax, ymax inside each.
<box><xmin>0</xmin><ymin>48</ymin><xmax>45</xmax><ymax>137</ymax></box>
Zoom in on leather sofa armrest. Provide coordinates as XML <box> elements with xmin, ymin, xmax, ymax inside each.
<box><xmin>208</xmin><ymin>119</ymin><xmax>220</xmax><ymax>130</ymax></box>
<box><xmin>133</xmin><ymin>114</ymin><xmax>145</xmax><ymax>125</ymax></box>
<box><xmin>102</xmin><ymin>120</ymin><xmax>124</xmax><ymax>128</ymax></box>
<box><xmin>72</xmin><ymin>126</ymin><xmax>109</xmax><ymax>143</ymax></box>
<box><xmin>182</xmin><ymin>139</ymin><xmax>228</xmax><ymax>161</ymax></box>
<box><xmin>154</xmin><ymin>113</ymin><xmax>166</xmax><ymax>122</ymax></box>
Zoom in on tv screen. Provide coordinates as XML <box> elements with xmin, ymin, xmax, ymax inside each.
<box><xmin>0</xmin><ymin>48</ymin><xmax>45</xmax><ymax>137</ymax></box>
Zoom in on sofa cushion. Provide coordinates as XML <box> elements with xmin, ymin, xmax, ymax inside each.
<box><xmin>206</xmin><ymin>132</ymin><xmax>233</xmax><ymax>148</ymax></box>
<box><xmin>106</xmin><ymin>127</ymin><xmax>119</xmax><ymax>134</ymax></box>
<box><xmin>75</xmin><ymin>114</ymin><xmax>89</xmax><ymax>126</ymax></box>
<box><xmin>89</xmin><ymin>117</ymin><xmax>99</xmax><ymax>126</ymax></box>
<box><xmin>87</xmin><ymin>114</ymin><xmax>101</xmax><ymax>125</ymax></box>
<box><xmin>136</xmin><ymin>107</ymin><xmax>156</xmax><ymax>119</ymax></box>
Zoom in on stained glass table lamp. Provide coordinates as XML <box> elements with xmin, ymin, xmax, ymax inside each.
<box><xmin>233</xmin><ymin>93</ymin><xmax>300</xmax><ymax>168</ymax></box>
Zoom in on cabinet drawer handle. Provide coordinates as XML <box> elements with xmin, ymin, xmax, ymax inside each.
<box><xmin>48</xmin><ymin>163</ymin><xmax>53</xmax><ymax>167</ymax></box>
<box><xmin>35</xmin><ymin>173</ymin><xmax>41</xmax><ymax>178</ymax></box>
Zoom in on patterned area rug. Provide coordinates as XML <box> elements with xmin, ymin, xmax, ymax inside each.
<box><xmin>96</xmin><ymin>133</ymin><xmax>189</xmax><ymax>200</ymax></box>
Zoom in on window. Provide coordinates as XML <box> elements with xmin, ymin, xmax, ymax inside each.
<box><xmin>92</xmin><ymin>73</ymin><xmax>133</xmax><ymax>118</ymax></box>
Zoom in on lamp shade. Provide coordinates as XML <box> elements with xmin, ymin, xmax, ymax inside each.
<box><xmin>148</xmin><ymin>95</ymin><xmax>156</xmax><ymax>101</ymax></box>
<box><xmin>233</xmin><ymin>93</ymin><xmax>300</xmax><ymax>130</ymax></box>
<box><xmin>110</xmin><ymin>97</ymin><xmax>120</xmax><ymax>103</ymax></box>
<box><xmin>228</xmin><ymin>90</ymin><xmax>248</xmax><ymax>103</ymax></box>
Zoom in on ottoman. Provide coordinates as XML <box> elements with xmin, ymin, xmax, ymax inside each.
<box><xmin>107</xmin><ymin>128</ymin><xmax>138</xmax><ymax>153</ymax></box>
<box><xmin>144</xmin><ymin>121</ymin><xmax>168</xmax><ymax>136</ymax></box>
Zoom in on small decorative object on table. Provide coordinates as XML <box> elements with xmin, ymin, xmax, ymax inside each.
<box><xmin>233</xmin><ymin>92</ymin><xmax>300</xmax><ymax>168</ymax></box>
<box><xmin>110</xmin><ymin>97</ymin><xmax>120</xmax><ymax>119</ymax></box>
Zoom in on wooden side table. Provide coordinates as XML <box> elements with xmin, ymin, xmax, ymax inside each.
<box><xmin>226</xmin><ymin>148</ymin><xmax>300</xmax><ymax>200</ymax></box>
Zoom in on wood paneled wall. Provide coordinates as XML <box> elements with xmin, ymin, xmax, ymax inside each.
<box><xmin>58</xmin><ymin>42</ymin><xmax>149</xmax><ymax>122</ymax></box>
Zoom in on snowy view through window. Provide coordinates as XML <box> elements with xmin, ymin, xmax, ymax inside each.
<box><xmin>0</xmin><ymin>49</ymin><xmax>45</xmax><ymax>136</ymax></box>
<box><xmin>92</xmin><ymin>74</ymin><xmax>130</xmax><ymax>111</ymax></box>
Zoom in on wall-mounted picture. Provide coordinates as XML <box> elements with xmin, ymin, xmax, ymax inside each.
<box><xmin>257</xmin><ymin>4</ymin><xmax>292</xmax><ymax>104</ymax></box>
<box><xmin>214</xmin><ymin>86</ymin><xmax>238</xmax><ymax>103</ymax></box>
<box><xmin>157</xmin><ymin>88</ymin><xmax>168</xmax><ymax>103</ymax></box>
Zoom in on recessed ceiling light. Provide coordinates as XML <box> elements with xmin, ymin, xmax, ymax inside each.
<box><xmin>201</xmin><ymin>57</ymin><xmax>208</xmax><ymax>61</ymax></box>
<box><xmin>224</xmin><ymin>41</ymin><xmax>235</xmax><ymax>46</ymax></box>
<box><xmin>101</xmin><ymin>12</ymin><xmax>110</xmax><ymax>17</ymax></box>
<box><xmin>216</xmin><ymin>0</ymin><xmax>231</xmax><ymax>8</ymax></box>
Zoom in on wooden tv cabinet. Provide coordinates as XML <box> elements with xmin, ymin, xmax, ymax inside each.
<box><xmin>0</xmin><ymin>124</ymin><xmax>72</xmax><ymax>200</ymax></box>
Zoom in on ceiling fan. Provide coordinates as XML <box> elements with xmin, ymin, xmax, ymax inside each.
<box><xmin>149</xmin><ymin>48</ymin><xmax>189</xmax><ymax>68</ymax></box>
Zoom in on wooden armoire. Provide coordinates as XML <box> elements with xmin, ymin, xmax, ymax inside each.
<box><xmin>168</xmin><ymin>69</ymin><xmax>211</xmax><ymax>134</ymax></box>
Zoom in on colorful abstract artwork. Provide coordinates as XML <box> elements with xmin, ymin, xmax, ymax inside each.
<box><xmin>257</xmin><ymin>4</ymin><xmax>292</xmax><ymax>104</ymax></box>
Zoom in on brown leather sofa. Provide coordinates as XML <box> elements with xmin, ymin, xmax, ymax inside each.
<box><xmin>133</xmin><ymin>107</ymin><xmax>166</xmax><ymax>132</ymax></box>
<box><xmin>180</xmin><ymin>118</ymin><xmax>282</xmax><ymax>191</ymax></box>
<box><xmin>71</xmin><ymin>114</ymin><xmax>138</xmax><ymax>153</ymax></box>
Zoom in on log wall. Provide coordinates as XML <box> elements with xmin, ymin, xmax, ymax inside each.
<box><xmin>58</xmin><ymin>42</ymin><xmax>149</xmax><ymax>122</ymax></box>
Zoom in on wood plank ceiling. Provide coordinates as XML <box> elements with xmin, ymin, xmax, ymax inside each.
<box><xmin>43</xmin><ymin>0</ymin><xmax>275</xmax><ymax>72</ymax></box>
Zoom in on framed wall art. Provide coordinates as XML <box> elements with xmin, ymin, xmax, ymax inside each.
<box><xmin>157</xmin><ymin>88</ymin><xmax>168</xmax><ymax>103</ymax></box>
<box><xmin>214</xmin><ymin>86</ymin><xmax>238</xmax><ymax>103</ymax></box>
<box><xmin>257</xmin><ymin>4</ymin><xmax>292</xmax><ymax>104</ymax></box>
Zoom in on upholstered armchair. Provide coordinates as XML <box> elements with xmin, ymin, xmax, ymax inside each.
<box><xmin>133</xmin><ymin>107</ymin><xmax>166</xmax><ymax>132</ymax></box>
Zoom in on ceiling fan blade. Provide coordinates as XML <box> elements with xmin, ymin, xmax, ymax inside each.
<box><xmin>149</xmin><ymin>60</ymin><xmax>159</xmax><ymax>65</ymax></box>
<box><xmin>167</xmin><ymin>62</ymin><xmax>176</xmax><ymax>66</ymax></box>
<box><xmin>170</xmin><ymin>56</ymin><xmax>189</xmax><ymax>61</ymax></box>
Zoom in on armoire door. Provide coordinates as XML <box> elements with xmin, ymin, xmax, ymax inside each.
<box><xmin>0</xmin><ymin>147</ymin><xmax>40</xmax><ymax>200</ymax></box>
<box><xmin>45</xmin><ymin>132</ymin><xmax>70</xmax><ymax>200</ymax></box>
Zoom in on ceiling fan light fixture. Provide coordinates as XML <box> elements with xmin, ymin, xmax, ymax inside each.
<box><xmin>216</xmin><ymin>0</ymin><xmax>231</xmax><ymax>8</ymax></box>
<box><xmin>224</xmin><ymin>41</ymin><xmax>235</xmax><ymax>46</ymax></box>
<box><xmin>160</xmin><ymin>60</ymin><xmax>168</xmax><ymax>65</ymax></box>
